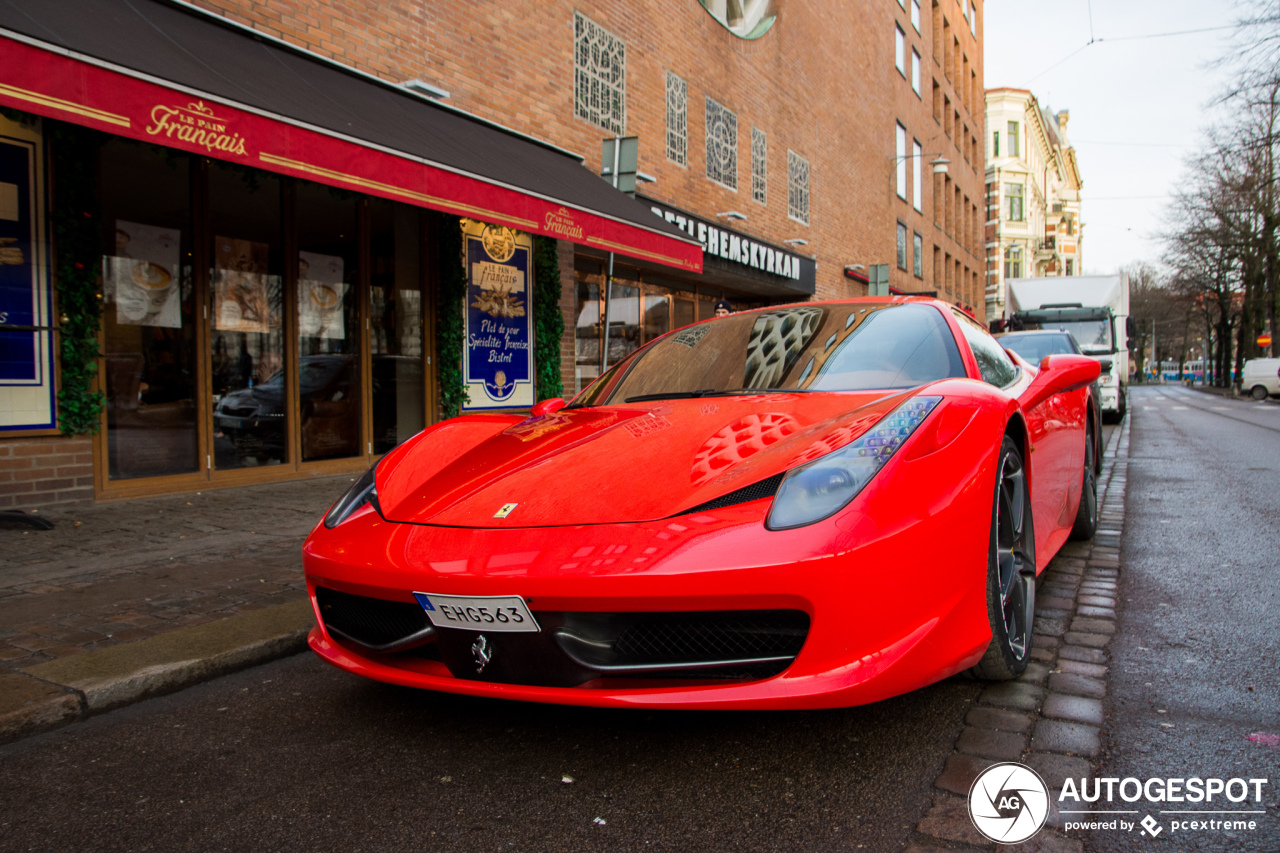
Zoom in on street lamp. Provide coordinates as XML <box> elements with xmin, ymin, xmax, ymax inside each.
<box><xmin>887</xmin><ymin>153</ymin><xmax>950</xmax><ymax>182</ymax></box>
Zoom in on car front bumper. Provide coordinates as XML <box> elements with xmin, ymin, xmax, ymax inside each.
<box><xmin>302</xmin><ymin>430</ymin><xmax>999</xmax><ymax>710</ymax></box>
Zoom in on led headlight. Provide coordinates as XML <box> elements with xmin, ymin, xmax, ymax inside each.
<box><xmin>323</xmin><ymin>463</ymin><xmax>381</xmax><ymax>528</ymax></box>
<box><xmin>766</xmin><ymin>396</ymin><xmax>941</xmax><ymax>530</ymax></box>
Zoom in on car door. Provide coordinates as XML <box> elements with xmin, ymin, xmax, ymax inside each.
<box><xmin>952</xmin><ymin>312</ymin><xmax>1068</xmax><ymax>569</ymax></box>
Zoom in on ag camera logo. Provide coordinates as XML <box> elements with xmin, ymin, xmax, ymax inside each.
<box><xmin>968</xmin><ymin>762</ymin><xmax>1051</xmax><ymax>843</ymax></box>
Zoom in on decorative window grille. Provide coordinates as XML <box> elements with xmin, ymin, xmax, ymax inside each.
<box><xmin>705</xmin><ymin>97</ymin><xmax>738</xmax><ymax>190</ymax></box>
<box><xmin>897</xmin><ymin>222</ymin><xmax>908</xmax><ymax>270</ymax></box>
<box><xmin>788</xmin><ymin>149</ymin><xmax>810</xmax><ymax>225</ymax></box>
<box><xmin>913</xmin><ymin>232</ymin><xmax>924</xmax><ymax>277</ymax></box>
<box><xmin>574</xmin><ymin>13</ymin><xmax>625</xmax><ymax>134</ymax></box>
<box><xmin>751</xmin><ymin>127</ymin><xmax>767</xmax><ymax>204</ymax></box>
<box><xmin>665</xmin><ymin>72</ymin><xmax>687</xmax><ymax>166</ymax></box>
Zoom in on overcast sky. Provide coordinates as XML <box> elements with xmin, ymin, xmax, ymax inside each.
<box><xmin>983</xmin><ymin>0</ymin><xmax>1245</xmax><ymax>275</ymax></box>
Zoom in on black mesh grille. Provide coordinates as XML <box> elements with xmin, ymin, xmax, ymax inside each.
<box><xmin>315</xmin><ymin>586</ymin><xmax>431</xmax><ymax>648</ymax></box>
<box><xmin>680</xmin><ymin>473</ymin><xmax>784</xmax><ymax>515</ymax></box>
<box><xmin>611</xmin><ymin>611</ymin><xmax>808</xmax><ymax>664</ymax></box>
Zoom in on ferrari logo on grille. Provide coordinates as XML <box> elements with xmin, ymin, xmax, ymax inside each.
<box><xmin>493</xmin><ymin>503</ymin><xmax>518</xmax><ymax>518</ymax></box>
<box><xmin>471</xmin><ymin>635</ymin><xmax>493</xmax><ymax>673</ymax></box>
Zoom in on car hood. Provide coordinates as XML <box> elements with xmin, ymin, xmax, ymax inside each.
<box><xmin>219</xmin><ymin>385</ymin><xmax>284</xmax><ymax>412</ymax></box>
<box><xmin>376</xmin><ymin>390</ymin><xmax>919</xmax><ymax>527</ymax></box>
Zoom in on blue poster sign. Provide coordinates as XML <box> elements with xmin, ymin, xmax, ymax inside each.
<box><xmin>0</xmin><ymin>137</ymin><xmax>38</xmax><ymax>383</ymax></box>
<box><xmin>0</xmin><ymin>119</ymin><xmax>56</xmax><ymax>433</ymax></box>
<box><xmin>462</xmin><ymin>221</ymin><xmax>534</xmax><ymax>409</ymax></box>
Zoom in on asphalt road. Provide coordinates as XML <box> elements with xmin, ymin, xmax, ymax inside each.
<box><xmin>0</xmin><ymin>420</ymin><xmax>1123</xmax><ymax>853</ymax></box>
<box><xmin>1089</xmin><ymin>385</ymin><xmax>1280</xmax><ymax>852</ymax></box>
<box><xmin>0</xmin><ymin>651</ymin><xmax>980</xmax><ymax>853</ymax></box>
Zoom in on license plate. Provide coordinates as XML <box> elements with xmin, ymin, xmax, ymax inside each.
<box><xmin>413</xmin><ymin>592</ymin><xmax>540</xmax><ymax>633</ymax></box>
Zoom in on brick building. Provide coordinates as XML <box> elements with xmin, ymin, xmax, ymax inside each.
<box><xmin>0</xmin><ymin>0</ymin><xmax>984</xmax><ymax>507</ymax></box>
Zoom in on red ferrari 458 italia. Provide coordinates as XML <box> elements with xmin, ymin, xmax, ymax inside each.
<box><xmin>303</xmin><ymin>298</ymin><xmax>1100</xmax><ymax>710</ymax></box>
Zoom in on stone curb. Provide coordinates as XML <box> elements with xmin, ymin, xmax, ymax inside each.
<box><xmin>906</xmin><ymin>415</ymin><xmax>1130</xmax><ymax>853</ymax></box>
<box><xmin>0</xmin><ymin>599</ymin><xmax>313</xmax><ymax>745</ymax></box>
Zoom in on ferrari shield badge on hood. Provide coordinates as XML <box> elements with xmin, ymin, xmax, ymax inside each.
<box><xmin>493</xmin><ymin>503</ymin><xmax>518</xmax><ymax>518</ymax></box>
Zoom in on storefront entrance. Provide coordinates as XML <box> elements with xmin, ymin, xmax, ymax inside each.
<box><xmin>97</xmin><ymin>140</ymin><xmax>433</xmax><ymax>497</ymax></box>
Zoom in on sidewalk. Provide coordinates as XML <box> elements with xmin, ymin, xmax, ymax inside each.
<box><xmin>0</xmin><ymin>472</ymin><xmax>356</xmax><ymax>742</ymax></box>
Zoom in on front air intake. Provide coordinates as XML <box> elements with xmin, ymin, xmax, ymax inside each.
<box><xmin>315</xmin><ymin>587</ymin><xmax>435</xmax><ymax>652</ymax></box>
<box><xmin>679</xmin><ymin>473</ymin><xmax>784</xmax><ymax>515</ymax></box>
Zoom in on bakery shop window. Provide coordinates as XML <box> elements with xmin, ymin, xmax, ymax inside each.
<box><xmin>99</xmin><ymin>140</ymin><xmax>199</xmax><ymax>480</ymax></box>
<box><xmin>369</xmin><ymin>198</ymin><xmax>425</xmax><ymax>454</ymax></box>
<box><xmin>209</xmin><ymin>162</ymin><xmax>286</xmax><ymax>471</ymax></box>
<box><xmin>295</xmin><ymin>182</ymin><xmax>361</xmax><ymax>462</ymax></box>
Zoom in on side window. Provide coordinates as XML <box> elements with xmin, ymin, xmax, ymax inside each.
<box><xmin>954</xmin><ymin>312</ymin><xmax>1019</xmax><ymax>388</ymax></box>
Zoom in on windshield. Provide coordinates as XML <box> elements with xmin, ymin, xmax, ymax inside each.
<box><xmin>1000</xmin><ymin>333</ymin><xmax>1080</xmax><ymax>363</ymax></box>
<box><xmin>1042</xmin><ymin>320</ymin><xmax>1112</xmax><ymax>354</ymax></box>
<box><xmin>573</xmin><ymin>302</ymin><xmax>966</xmax><ymax>406</ymax></box>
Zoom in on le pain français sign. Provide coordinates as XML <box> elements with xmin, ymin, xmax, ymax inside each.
<box><xmin>0</xmin><ymin>34</ymin><xmax>702</xmax><ymax>274</ymax></box>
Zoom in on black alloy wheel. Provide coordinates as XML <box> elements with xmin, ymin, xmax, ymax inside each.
<box><xmin>970</xmin><ymin>436</ymin><xmax>1037</xmax><ymax>680</ymax></box>
<box><xmin>1070</xmin><ymin>427</ymin><xmax>1098</xmax><ymax>541</ymax></box>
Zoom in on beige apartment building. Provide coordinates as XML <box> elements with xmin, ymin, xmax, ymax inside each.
<box><xmin>983</xmin><ymin>88</ymin><xmax>1083</xmax><ymax>325</ymax></box>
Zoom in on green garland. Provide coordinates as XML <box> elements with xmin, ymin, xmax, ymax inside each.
<box><xmin>434</xmin><ymin>212</ymin><xmax>469</xmax><ymax>419</ymax></box>
<box><xmin>532</xmin><ymin>235</ymin><xmax>564</xmax><ymax>401</ymax></box>
<box><xmin>48</xmin><ymin>121</ymin><xmax>107</xmax><ymax>435</ymax></box>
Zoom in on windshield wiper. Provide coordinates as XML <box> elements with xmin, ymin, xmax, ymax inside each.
<box><xmin>624</xmin><ymin>389</ymin><xmax>722</xmax><ymax>403</ymax></box>
<box><xmin>624</xmin><ymin>387</ymin><xmax>803</xmax><ymax>403</ymax></box>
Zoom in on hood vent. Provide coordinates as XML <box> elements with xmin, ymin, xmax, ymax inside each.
<box><xmin>678</xmin><ymin>473</ymin><xmax>784</xmax><ymax>516</ymax></box>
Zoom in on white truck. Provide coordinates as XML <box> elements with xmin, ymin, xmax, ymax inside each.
<box><xmin>1006</xmin><ymin>275</ymin><xmax>1133</xmax><ymax>421</ymax></box>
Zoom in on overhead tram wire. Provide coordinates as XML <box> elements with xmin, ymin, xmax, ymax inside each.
<box><xmin>1026</xmin><ymin>23</ymin><xmax>1239</xmax><ymax>84</ymax></box>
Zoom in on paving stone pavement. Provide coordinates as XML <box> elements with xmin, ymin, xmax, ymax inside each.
<box><xmin>0</xmin><ymin>474</ymin><xmax>355</xmax><ymax>672</ymax></box>
<box><xmin>905</xmin><ymin>414</ymin><xmax>1131</xmax><ymax>853</ymax></box>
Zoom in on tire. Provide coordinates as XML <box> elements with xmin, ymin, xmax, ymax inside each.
<box><xmin>1251</xmin><ymin>384</ymin><xmax>1270</xmax><ymax>401</ymax></box>
<box><xmin>1069</xmin><ymin>427</ymin><xmax>1098</xmax><ymax>541</ymax></box>
<box><xmin>970</xmin><ymin>436</ymin><xmax>1037</xmax><ymax>681</ymax></box>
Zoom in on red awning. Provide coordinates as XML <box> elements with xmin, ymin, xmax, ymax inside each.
<box><xmin>0</xmin><ymin>1</ymin><xmax>702</xmax><ymax>273</ymax></box>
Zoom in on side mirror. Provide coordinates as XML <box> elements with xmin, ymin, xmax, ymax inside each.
<box><xmin>1021</xmin><ymin>354</ymin><xmax>1101</xmax><ymax>411</ymax></box>
<box><xmin>530</xmin><ymin>397</ymin><xmax>567</xmax><ymax>417</ymax></box>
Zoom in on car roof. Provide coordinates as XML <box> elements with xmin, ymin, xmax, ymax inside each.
<box><xmin>996</xmin><ymin>330</ymin><xmax>1074</xmax><ymax>338</ymax></box>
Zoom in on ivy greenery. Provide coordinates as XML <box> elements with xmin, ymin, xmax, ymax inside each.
<box><xmin>532</xmin><ymin>235</ymin><xmax>564</xmax><ymax>401</ymax></box>
<box><xmin>48</xmin><ymin>121</ymin><xmax>107</xmax><ymax>435</ymax></box>
<box><xmin>434</xmin><ymin>212</ymin><xmax>469</xmax><ymax>419</ymax></box>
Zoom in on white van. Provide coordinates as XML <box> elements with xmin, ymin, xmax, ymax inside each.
<box><xmin>1242</xmin><ymin>357</ymin><xmax>1280</xmax><ymax>400</ymax></box>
